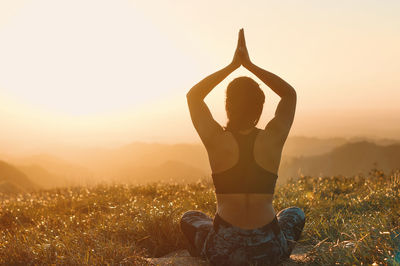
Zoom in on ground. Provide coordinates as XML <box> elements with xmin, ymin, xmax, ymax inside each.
<box><xmin>145</xmin><ymin>244</ymin><xmax>314</xmax><ymax>265</ymax></box>
<box><xmin>0</xmin><ymin>169</ymin><xmax>399</xmax><ymax>264</ymax></box>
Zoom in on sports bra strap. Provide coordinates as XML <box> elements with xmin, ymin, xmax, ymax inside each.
<box><xmin>212</xmin><ymin>127</ymin><xmax>278</xmax><ymax>194</ymax></box>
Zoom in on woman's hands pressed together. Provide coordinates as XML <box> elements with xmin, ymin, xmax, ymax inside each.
<box><xmin>230</xmin><ymin>28</ymin><xmax>252</xmax><ymax>69</ymax></box>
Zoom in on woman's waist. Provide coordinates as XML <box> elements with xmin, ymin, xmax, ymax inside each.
<box><xmin>216</xmin><ymin>193</ymin><xmax>274</xmax><ymax>210</ymax></box>
<box><xmin>216</xmin><ymin>198</ymin><xmax>276</xmax><ymax>230</ymax></box>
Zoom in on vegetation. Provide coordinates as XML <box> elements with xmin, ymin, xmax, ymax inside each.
<box><xmin>0</xmin><ymin>169</ymin><xmax>399</xmax><ymax>265</ymax></box>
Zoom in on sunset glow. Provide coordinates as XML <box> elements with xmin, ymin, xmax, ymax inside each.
<box><xmin>1</xmin><ymin>0</ymin><xmax>399</xmax><ymax>154</ymax></box>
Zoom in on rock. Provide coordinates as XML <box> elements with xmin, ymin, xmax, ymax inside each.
<box><xmin>145</xmin><ymin>244</ymin><xmax>313</xmax><ymax>265</ymax></box>
<box><xmin>145</xmin><ymin>250</ymin><xmax>207</xmax><ymax>266</ymax></box>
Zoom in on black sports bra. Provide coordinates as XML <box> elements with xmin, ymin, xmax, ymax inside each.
<box><xmin>211</xmin><ymin>127</ymin><xmax>278</xmax><ymax>194</ymax></box>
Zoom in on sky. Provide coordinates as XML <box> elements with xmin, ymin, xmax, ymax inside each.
<box><xmin>0</xmin><ymin>0</ymin><xmax>399</xmax><ymax>154</ymax></box>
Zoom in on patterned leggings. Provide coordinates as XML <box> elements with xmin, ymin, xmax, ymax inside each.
<box><xmin>180</xmin><ymin>207</ymin><xmax>305</xmax><ymax>266</ymax></box>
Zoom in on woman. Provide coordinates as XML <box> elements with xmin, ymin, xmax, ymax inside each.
<box><xmin>181</xmin><ymin>29</ymin><xmax>305</xmax><ymax>265</ymax></box>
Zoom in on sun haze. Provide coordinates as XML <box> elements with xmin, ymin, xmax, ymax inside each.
<box><xmin>0</xmin><ymin>0</ymin><xmax>399</xmax><ymax>155</ymax></box>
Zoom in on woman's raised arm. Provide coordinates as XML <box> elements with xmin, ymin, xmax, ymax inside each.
<box><xmin>186</xmin><ymin>31</ymin><xmax>242</xmax><ymax>147</ymax></box>
<box><xmin>186</xmin><ymin>63</ymin><xmax>238</xmax><ymax>101</ymax></box>
<box><xmin>239</xmin><ymin>29</ymin><xmax>297</xmax><ymax>141</ymax></box>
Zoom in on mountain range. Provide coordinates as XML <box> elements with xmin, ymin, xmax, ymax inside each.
<box><xmin>1</xmin><ymin>136</ymin><xmax>399</xmax><ymax>193</ymax></box>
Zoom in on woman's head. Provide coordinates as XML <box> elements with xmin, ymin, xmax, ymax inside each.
<box><xmin>225</xmin><ymin>76</ymin><xmax>265</xmax><ymax>132</ymax></box>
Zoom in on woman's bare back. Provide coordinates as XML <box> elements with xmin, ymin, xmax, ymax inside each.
<box><xmin>206</xmin><ymin>126</ymin><xmax>285</xmax><ymax>229</ymax></box>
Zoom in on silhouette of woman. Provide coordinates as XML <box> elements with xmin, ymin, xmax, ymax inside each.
<box><xmin>181</xmin><ymin>29</ymin><xmax>305</xmax><ymax>265</ymax></box>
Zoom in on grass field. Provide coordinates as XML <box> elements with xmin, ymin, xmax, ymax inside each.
<box><xmin>0</xmin><ymin>169</ymin><xmax>399</xmax><ymax>265</ymax></box>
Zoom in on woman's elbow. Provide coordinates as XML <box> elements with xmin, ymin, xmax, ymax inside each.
<box><xmin>186</xmin><ymin>90</ymin><xmax>197</xmax><ymax>100</ymax></box>
<box><xmin>286</xmin><ymin>88</ymin><xmax>296</xmax><ymax>100</ymax></box>
<box><xmin>186</xmin><ymin>91</ymin><xmax>202</xmax><ymax>102</ymax></box>
<box><xmin>291</xmin><ymin>89</ymin><xmax>297</xmax><ymax>99</ymax></box>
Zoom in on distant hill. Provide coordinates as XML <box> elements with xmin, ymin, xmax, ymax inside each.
<box><xmin>0</xmin><ymin>160</ymin><xmax>39</xmax><ymax>193</ymax></box>
<box><xmin>279</xmin><ymin>141</ymin><xmax>400</xmax><ymax>182</ymax></box>
<box><xmin>283</xmin><ymin>136</ymin><xmax>348</xmax><ymax>157</ymax></box>
<box><xmin>282</xmin><ymin>136</ymin><xmax>400</xmax><ymax>157</ymax></box>
<box><xmin>13</xmin><ymin>154</ymin><xmax>94</xmax><ymax>186</ymax></box>
<box><xmin>18</xmin><ymin>164</ymin><xmax>67</xmax><ymax>189</ymax></box>
<box><xmin>57</xmin><ymin>142</ymin><xmax>210</xmax><ymax>183</ymax></box>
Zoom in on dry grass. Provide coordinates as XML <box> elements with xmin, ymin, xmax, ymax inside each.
<box><xmin>0</xmin><ymin>169</ymin><xmax>399</xmax><ymax>265</ymax></box>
